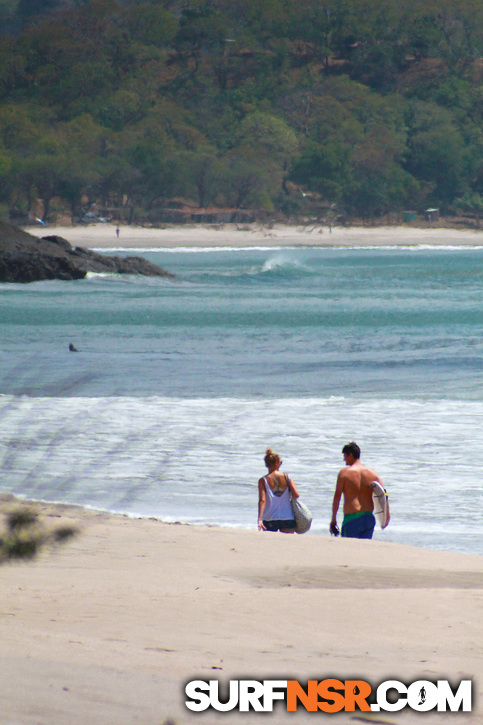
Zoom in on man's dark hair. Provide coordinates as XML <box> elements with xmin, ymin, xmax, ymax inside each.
<box><xmin>342</xmin><ymin>441</ymin><xmax>361</xmax><ymax>460</ymax></box>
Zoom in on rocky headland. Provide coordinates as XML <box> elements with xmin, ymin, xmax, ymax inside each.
<box><xmin>0</xmin><ymin>221</ymin><xmax>174</xmax><ymax>283</ymax></box>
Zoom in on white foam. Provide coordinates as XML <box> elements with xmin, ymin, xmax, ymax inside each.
<box><xmin>1</xmin><ymin>394</ymin><xmax>482</xmax><ymax>555</ymax></box>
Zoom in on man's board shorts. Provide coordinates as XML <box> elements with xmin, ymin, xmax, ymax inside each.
<box><xmin>263</xmin><ymin>519</ymin><xmax>296</xmax><ymax>532</ymax></box>
<box><xmin>341</xmin><ymin>511</ymin><xmax>376</xmax><ymax>539</ymax></box>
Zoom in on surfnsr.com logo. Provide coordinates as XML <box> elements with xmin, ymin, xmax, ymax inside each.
<box><xmin>185</xmin><ymin>678</ymin><xmax>472</xmax><ymax>713</ymax></box>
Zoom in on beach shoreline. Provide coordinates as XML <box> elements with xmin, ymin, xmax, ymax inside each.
<box><xmin>1</xmin><ymin>496</ymin><xmax>482</xmax><ymax>725</ymax></box>
<box><xmin>28</xmin><ymin>222</ymin><xmax>483</xmax><ymax>249</ymax></box>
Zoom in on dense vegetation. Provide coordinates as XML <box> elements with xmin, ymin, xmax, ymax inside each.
<box><xmin>0</xmin><ymin>0</ymin><xmax>482</xmax><ymax>224</ymax></box>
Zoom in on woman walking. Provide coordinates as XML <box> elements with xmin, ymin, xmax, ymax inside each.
<box><xmin>258</xmin><ymin>448</ymin><xmax>300</xmax><ymax>533</ymax></box>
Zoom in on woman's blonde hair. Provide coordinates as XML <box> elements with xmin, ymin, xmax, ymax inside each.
<box><xmin>264</xmin><ymin>448</ymin><xmax>280</xmax><ymax>468</ymax></box>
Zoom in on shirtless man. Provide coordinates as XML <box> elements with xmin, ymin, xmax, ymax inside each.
<box><xmin>330</xmin><ymin>441</ymin><xmax>390</xmax><ymax>539</ymax></box>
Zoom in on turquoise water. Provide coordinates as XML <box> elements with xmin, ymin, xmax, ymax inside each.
<box><xmin>1</xmin><ymin>245</ymin><xmax>483</xmax><ymax>554</ymax></box>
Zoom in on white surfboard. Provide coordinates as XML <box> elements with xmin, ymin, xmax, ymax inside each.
<box><xmin>372</xmin><ymin>481</ymin><xmax>389</xmax><ymax>528</ymax></box>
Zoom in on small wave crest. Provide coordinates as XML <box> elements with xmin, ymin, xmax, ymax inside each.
<box><xmin>259</xmin><ymin>253</ymin><xmax>310</xmax><ymax>277</ymax></box>
<box><xmin>85</xmin><ymin>271</ymin><xmax>116</xmax><ymax>279</ymax></box>
<box><xmin>186</xmin><ymin>253</ymin><xmax>312</xmax><ymax>283</ymax></box>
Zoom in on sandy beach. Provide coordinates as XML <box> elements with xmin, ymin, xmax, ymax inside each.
<box><xmin>0</xmin><ymin>500</ymin><xmax>481</xmax><ymax>725</ymax></box>
<box><xmin>28</xmin><ymin>222</ymin><xmax>483</xmax><ymax>249</ymax></box>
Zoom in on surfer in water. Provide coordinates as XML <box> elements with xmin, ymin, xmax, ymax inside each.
<box><xmin>258</xmin><ymin>448</ymin><xmax>300</xmax><ymax>533</ymax></box>
<box><xmin>330</xmin><ymin>441</ymin><xmax>390</xmax><ymax>539</ymax></box>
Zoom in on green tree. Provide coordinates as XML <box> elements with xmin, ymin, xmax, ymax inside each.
<box><xmin>55</xmin><ymin>114</ymin><xmax>108</xmax><ymax>217</ymax></box>
<box><xmin>97</xmin><ymin>90</ymin><xmax>145</xmax><ymax>131</ymax></box>
<box><xmin>343</xmin><ymin>0</ymin><xmax>418</xmax><ymax>92</ymax></box>
<box><xmin>428</xmin><ymin>0</ymin><xmax>483</xmax><ymax>74</ymax></box>
<box><xmin>225</xmin><ymin>157</ymin><xmax>268</xmax><ymax>208</ymax></box>
<box><xmin>286</xmin><ymin>76</ymin><xmax>414</xmax><ymax>215</ymax></box>
<box><xmin>183</xmin><ymin>148</ymin><xmax>224</xmax><ymax>207</ymax></box>
<box><xmin>290</xmin><ymin>140</ymin><xmax>352</xmax><ymax>201</ymax></box>
<box><xmin>129</xmin><ymin>144</ymin><xmax>188</xmax><ymax>208</ymax></box>
<box><xmin>404</xmin><ymin>100</ymin><xmax>469</xmax><ymax>207</ymax></box>
<box><xmin>174</xmin><ymin>3</ymin><xmax>231</xmax><ymax>72</ymax></box>
<box><xmin>284</xmin><ymin>0</ymin><xmax>353</xmax><ymax>73</ymax></box>
<box><xmin>0</xmin><ymin>1</ymin><xmax>20</xmax><ymax>35</ymax></box>
<box><xmin>226</xmin><ymin>111</ymin><xmax>298</xmax><ymax>208</ymax></box>
<box><xmin>454</xmin><ymin>191</ymin><xmax>483</xmax><ymax>228</ymax></box>
<box><xmin>120</xmin><ymin>3</ymin><xmax>178</xmax><ymax>47</ymax></box>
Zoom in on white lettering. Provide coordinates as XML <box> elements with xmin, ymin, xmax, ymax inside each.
<box><xmin>373</xmin><ymin>680</ymin><xmax>407</xmax><ymax>712</ymax></box>
<box><xmin>263</xmin><ymin>680</ymin><xmax>288</xmax><ymax>710</ymax></box>
<box><xmin>210</xmin><ymin>680</ymin><xmax>239</xmax><ymax>711</ymax></box>
<box><xmin>185</xmin><ymin>680</ymin><xmax>211</xmax><ymax>712</ymax></box>
<box><xmin>437</xmin><ymin>680</ymin><xmax>472</xmax><ymax>712</ymax></box>
<box><xmin>239</xmin><ymin>681</ymin><xmax>266</xmax><ymax>711</ymax></box>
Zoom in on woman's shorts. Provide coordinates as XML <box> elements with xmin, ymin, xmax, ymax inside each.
<box><xmin>263</xmin><ymin>519</ymin><xmax>296</xmax><ymax>532</ymax></box>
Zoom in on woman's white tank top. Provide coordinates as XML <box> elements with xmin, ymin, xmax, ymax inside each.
<box><xmin>263</xmin><ymin>476</ymin><xmax>293</xmax><ymax>521</ymax></box>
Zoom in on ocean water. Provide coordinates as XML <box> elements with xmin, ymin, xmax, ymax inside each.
<box><xmin>1</xmin><ymin>243</ymin><xmax>482</xmax><ymax>555</ymax></box>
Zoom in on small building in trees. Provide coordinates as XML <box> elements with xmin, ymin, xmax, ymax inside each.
<box><xmin>425</xmin><ymin>208</ymin><xmax>440</xmax><ymax>222</ymax></box>
<box><xmin>402</xmin><ymin>210</ymin><xmax>417</xmax><ymax>223</ymax></box>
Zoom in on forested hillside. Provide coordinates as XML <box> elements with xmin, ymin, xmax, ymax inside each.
<box><xmin>0</xmin><ymin>0</ymin><xmax>482</xmax><ymax>224</ymax></box>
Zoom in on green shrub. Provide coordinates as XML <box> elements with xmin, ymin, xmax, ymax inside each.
<box><xmin>0</xmin><ymin>505</ymin><xmax>78</xmax><ymax>563</ymax></box>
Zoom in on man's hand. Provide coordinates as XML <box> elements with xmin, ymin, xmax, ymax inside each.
<box><xmin>330</xmin><ymin>521</ymin><xmax>340</xmax><ymax>536</ymax></box>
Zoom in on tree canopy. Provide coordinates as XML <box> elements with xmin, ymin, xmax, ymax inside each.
<box><xmin>0</xmin><ymin>0</ymin><xmax>482</xmax><ymax>223</ymax></box>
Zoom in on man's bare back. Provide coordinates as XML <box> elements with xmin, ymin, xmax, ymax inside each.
<box><xmin>337</xmin><ymin>460</ymin><xmax>380</xmax><ymax>514</ymax></box>
<box><xmin>331</xmin><ymin>441</ymin><xmax>390</xmax><ymax>539</ymax></box>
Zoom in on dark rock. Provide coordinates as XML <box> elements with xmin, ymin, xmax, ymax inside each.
<box><xmin>0</xmin><ymin>221</ymin><xmax>174</xmax><ymax>283</ymax></box>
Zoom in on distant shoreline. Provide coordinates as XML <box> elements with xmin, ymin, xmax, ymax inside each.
<box><xmin>27</xmin><ymin>222</ymin><xmax>483</xmax><ymax>250</ymax></box>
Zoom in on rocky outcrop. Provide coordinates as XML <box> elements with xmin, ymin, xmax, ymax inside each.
<box><xmin>0</xmin><ymin>221</ymin><xmax>174</xmax><ymax>283</ymax></box>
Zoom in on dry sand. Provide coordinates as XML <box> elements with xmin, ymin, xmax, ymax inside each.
<box><xmin>0</xmin><ymin>500</ymin><xmax>481</xmax><ymax>725</ymax></box>
<box><xmin>29</xmin><ymin>222</ymin><xmax>483</xmax><ymax>249</ymax></box>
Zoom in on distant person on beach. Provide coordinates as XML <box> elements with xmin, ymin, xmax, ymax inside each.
<box><xmin>68</xmin><ymin>343</ymin><xmax>78</xmax><ymax>352</ymax></box>
<box><xmin>330</xmin><ymin>441</ymin><xmax>390</xmax><ymax>539</ymax></box>
<box><xmin>116</xmin><ymin>226</ymin><xmax>120</xmax><ymax>238</ymax></box>
<box><xmin>258</xmin><ymin>448</ymin><xmax>300</xmax><ymax>533</ymax></box>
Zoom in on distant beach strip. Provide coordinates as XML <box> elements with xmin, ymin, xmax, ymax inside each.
<box><xmin>28</xmin><ymin>223</ymin><xmax>483</xmax><ymax>250</ymax></box>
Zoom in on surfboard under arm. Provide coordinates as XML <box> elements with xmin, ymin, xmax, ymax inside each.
<box><xmin>371</xmin><ymin>480</ymin><xmax>389</xmax><ymax>529</ymax></box>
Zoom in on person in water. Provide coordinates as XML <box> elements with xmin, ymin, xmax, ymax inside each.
<box><xmin>68</xmin><ymin>343</ymin><xmax>78</xmax><ymax>352</ymax></box>
<box><xmin>330</xmin><ymin>441</ymin><xmax>390</xmax><ymax>539</ymax></box>
<box><xmin>258</xmin><ymin>448</ymin><xmax>300</xmax><ymax>532</ymax></box>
